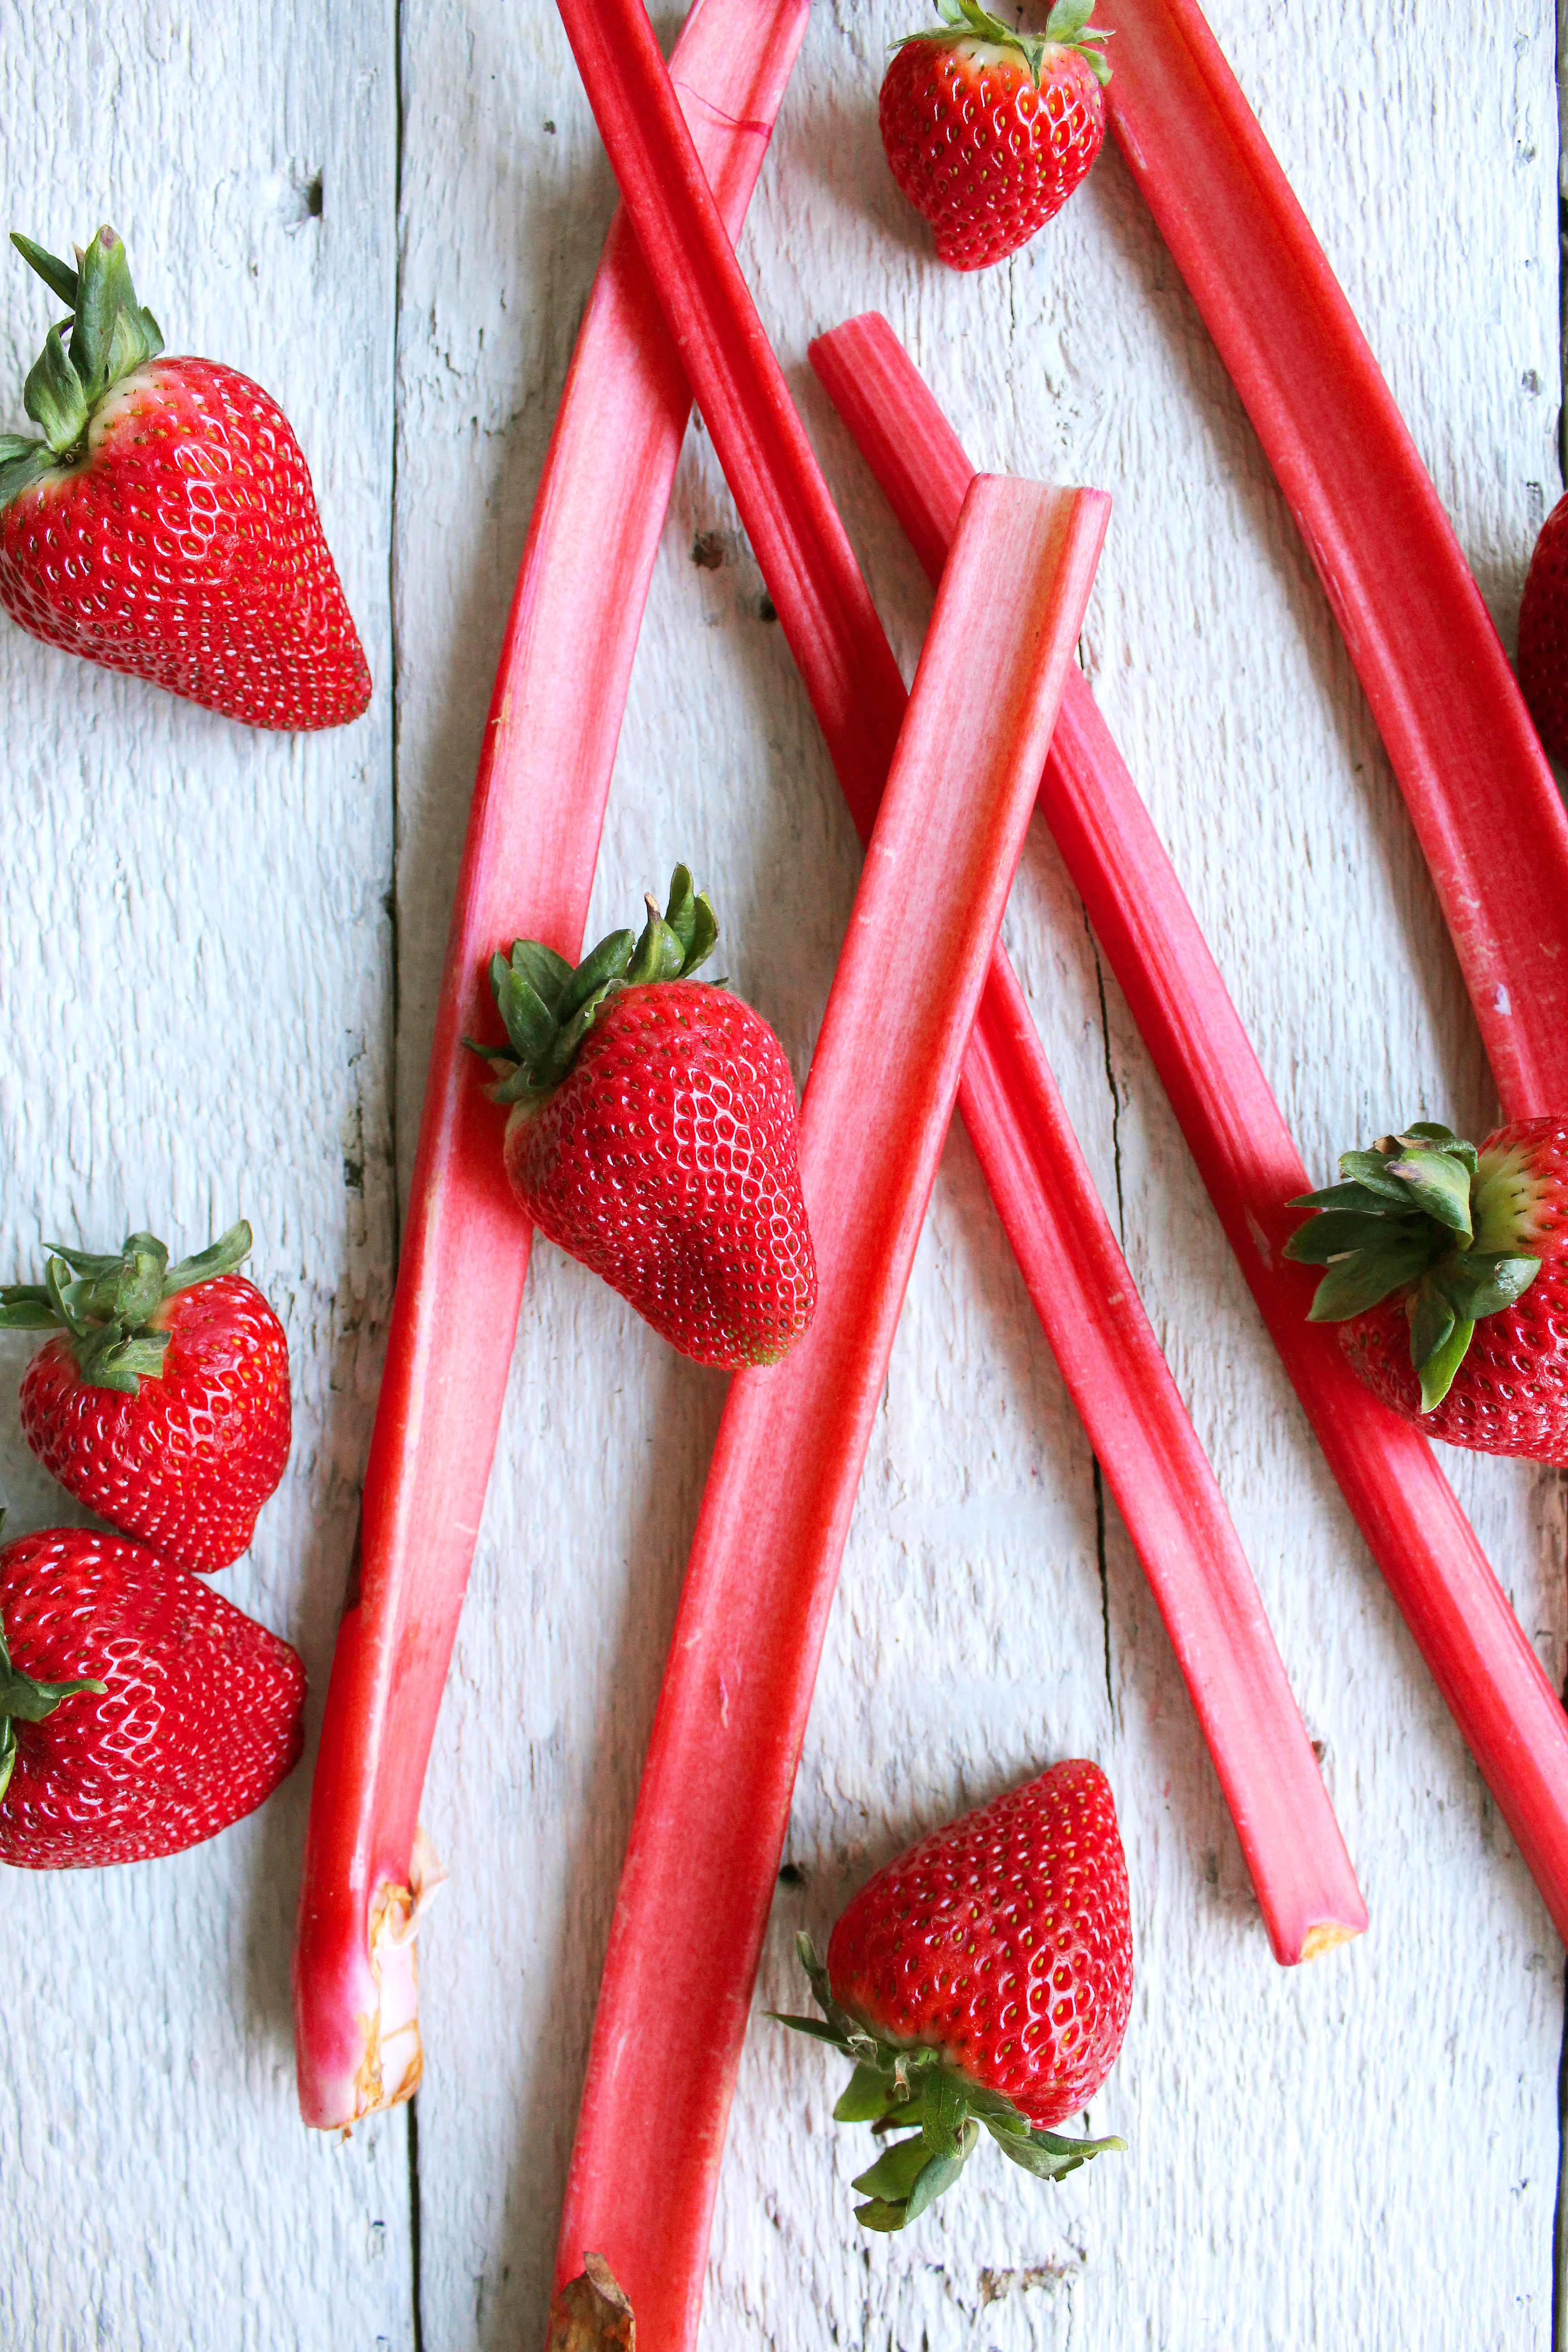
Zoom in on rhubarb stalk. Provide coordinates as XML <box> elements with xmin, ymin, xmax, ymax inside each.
<box><xmin>559</xmin><ymin>470</ymin><xmax>1109</xmax><ymax>2352</ymax></box>
<box><xmin>1095</xmin><ymin>0</ymin><xmax>1568</xmax><ymax>1124</ymax></box>
<box><xmin>810</xmin><ymin>310</ymin><xmax>1568</xmax><ymax>1948</ymax></box>
<box><xmin>290</xmin><ymin>0</ymin><xmax>809</xmax><ymax>2132</ymax></box>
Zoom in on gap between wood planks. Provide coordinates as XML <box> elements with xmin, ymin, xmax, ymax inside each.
<box><xmin>1084</xmin><ymin>895</ymin><xmax>1125</xmax><ymax>1724</ymax></box>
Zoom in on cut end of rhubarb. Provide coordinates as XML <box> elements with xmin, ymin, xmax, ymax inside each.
<box><xmin>350</xmin><ymin>1826</ymin><xmax>448</xmax><ymax>2122</ymax></box>
<box><xmin>1300</xmin><ymin>1919</ymin><xmax>1363</xmax><ymax>1962</ymax></box>
<box><xmin>546</xmin><ymin>2256</ymin><xmax>637</xmax><ymax>2351</ymax></box>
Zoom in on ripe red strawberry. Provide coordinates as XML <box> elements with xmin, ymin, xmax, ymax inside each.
<box><xmin>778</xmin><ymin>1760</ymin><xmax>1131</xmax><ymax>2231</ymax></box>
<box><xmin>879</xmin><ymin>0</ymin><xmax>1110</xmax><ymax>273</ymax></box>
<box><xmin>0</xmin><ymin>224</ymin><xmax>370</xmax><ymax>729</ymax></box>
<box><xmin>476</xmin><ymin>866</ymin><xmax>816</xmax><ymax>1368</ymax></box>
<box><xmin>1518</xmin><ymin>490</ymin><xmax>1568</xmax><ymax>762</ymax></box>
<box><xmin>0</xmin><ymin>1222</ymin><xmax>290</xmax><ymax>1572</ymax></box>
<box><xmin>1286</xmin><ymin>1117</ymin><xmax>1568</xmax><ymax>1460</ymax></box>
<box><xmin>0</xmin><ymin>1519</ymin><xmax>304</xmax><ymax>1867</ymax></box>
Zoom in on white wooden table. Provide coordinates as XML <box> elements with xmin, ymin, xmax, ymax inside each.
<box><xmin>1</xmin><ymin>3</ymin><xmax>1563</xmax><ymax>2344</ymax></box>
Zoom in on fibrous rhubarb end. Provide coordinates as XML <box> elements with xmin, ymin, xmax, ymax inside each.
<box><xmin>546</xmin><ymin>2255</ymin><xmax>637</xmax><ymax>2351</ymax></box>
<box><xmin>1300</xmin><ymin>1920</ymin><xmax>1361</xmax><ymax>1962</ymax></box>
<box><xmin>348</xmin><ymin>1827</ymin><xmax>448</xmax><ymax>2124</ymax></box>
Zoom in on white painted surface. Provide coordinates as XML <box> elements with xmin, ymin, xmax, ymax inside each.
<box><xmin>0</xmin><ymin>2</ymin><xmax>1562</xmax><ymax>2347</ymax></box>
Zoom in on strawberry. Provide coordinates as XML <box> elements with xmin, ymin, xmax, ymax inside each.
<box><xmin>1518</xmin><ymin>490</ymin><xmax>1568</xmax><ymax>762</ymax></box>
<box><xmin>0</xmin><ymin>1221</ymin><xmax>290</xmax><ymax>1572</ymax></box>
<box><xmin>475</xmin><ymin>866</ymin><xmax>816</xmax><ymax>1369</ymax></box>
<box><xmin>879</xmin><ymin>0</ymin><xmax>1111</xmax><ymax>274</ymax></box>
<box><xmin>777</xmin><ymin>1760</ymin><xmax>1131</xmax><ymax>2231</ymax></box>
<box><xmin>1285</xmin><ymin>1117</ymin><xmax>1568</xmax><ymax>1460</ymax></box>
<box><xmin>0</xmin><ymin>224</ymin><xmax>370</xmax><ymax>729</ymax></box>
<box><xmin>0</xmin><ymin>1518</ymin><xmax>304</xmax><ymax>1867</ymax></box>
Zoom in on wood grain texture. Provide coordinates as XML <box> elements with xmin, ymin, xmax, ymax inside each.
<box><xmin>404</xmin><ymin>4</ymin><xmax>1567</xmax><ymax>2348</ymax></box>
<box><xmin>0</xmin><ymin>3</ymin><xmax>408</xmax><ymax>2345</ymax></box>
<box><xmin>0</xmin><ymin>0</ymin><xmax>1563</xmax><ymax>2347</ymax></box>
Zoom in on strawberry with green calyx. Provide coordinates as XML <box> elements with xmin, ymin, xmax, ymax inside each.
<box><xmin>0</xmin><ymin>1514</ymin><xmax>304</xmax><ymax>1868</ymax></box>
<box><xmin>0</xmin><ymin>224</ymin><xmax>371</xmax><ymax>729</ymax></box>
<box><xmin>475</xmin><ymin>866</ymin><xmax>816</xmax><ymax>1370</ymax></box>
<box><xmin>774</xmin><ymin>1760</ymin><xmax>1131</xmax><ymax>2233</ymax></box>
<box><xmin>879</xmin><ymin>0</ymin><xmax>1111</xmax><ymax>274</ymax></box>
<box><xmin>0</xmin><ymin>1220</ymin><xmax>291</xmax><ymax>1572</ymax></box>
<box><xmin>1286</xmin><ymin>1118</ymin><xmax>1568</xmax><ymax>1456</ymax></box>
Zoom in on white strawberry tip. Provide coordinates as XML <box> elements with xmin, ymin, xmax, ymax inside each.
<box><xmin>1285</xmin><ymin>1122</ymin><xmax>1544</xmax><ymax>1411</ymax></box>
<box><xmin>467</xmin><ymin>862</ymin><xmax>721</xmax><ymax>1109</ymax></box>
<box><xmin>347</xmin><ymin>1828</ymin><xmax>449</xmax><ymax>2124</ymax></box>
<box><xmin>770</xmin><ymin>1932</ymin><xmax>1124</xmax><ymax>2234</ymax></box>
<box><xmin>0</xmin><ymin>224</ymin><xmax>165</xmax><ymax>506</ymax></box>
<box><xmin>0</xmin><ymin>1219</ymin><xmax>253</xmax><ymax>1396</ymax></box>
<box><xmin>893</xmin><ymin>0</ymin><xmax>1112</xmax><ymax>89</ymax></box>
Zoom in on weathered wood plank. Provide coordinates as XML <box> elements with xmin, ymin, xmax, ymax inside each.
<box><xmin>0</xmin><ymin>3</ymin><xmax>408</xmax><ymax>2344</ymax></box>
<box><xmin>406</xmin><ymin>4</ymin><xmax>1564</xmax><ymax>2347</ymax></box>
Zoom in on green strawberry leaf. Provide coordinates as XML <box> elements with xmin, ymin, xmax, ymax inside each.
<box><xmin>664</xmin><ymin>864</ymin><xmax>698</xmax><ymax>957</ymax></box>
<box><xmin>833</xmin><ymin>2063</ymin><xmax>900</xmax><ymax>2123</ymax></box>
<box><xmin>1336</xmin><ymin>1149</ymin><xmax>1414</xmax><ymax>1200</ymax></box>
<box><xmin>1408</xmin><ymin>1274</ymin><xmax>1455</xmax><ymax>1376</ymax></box>
<box><xmin>682</xmin><ymin>893</ymin><xmax>719</xmax><ymax>978</ymax></box>
<box><xmin>10</xmin><ymin>231</ymin><xmax>79</xmax><ymax>309</ymax></box>
<box><xmin>921</xmin><ymin>2067</ymin><xmax>967</xmax><ymax>2160</ymax></box>
<box><xmin>767</xmin><ymin>2012</ymin><xmax>848</xmax><ymax>2047</ymax></box>
<box><xmin>903</xmin><ymin>2129</ymin><xmax>977</xmax><ymax>2225</ymax></box>
<box><xmin>162</xmin><ymin>1222</ymin><xmax>250</xmax><ymax>1296</ymax></box>
<box><xmin>1046</xmin><ymin>0</ymin><xmax>1094</xmax><ymax>35</ymax></box>
<box><xmin>851</xmin><ymin>2196</ymin><xmax>909</xmax><ymax>2234</ymax></box>
<box><xmin>0</xmin><ymin>1287</ymin><xmax>55</xmax><ymax>1328</ymax></box>
<box><xmin>1398</xmin><ymin>1123</ymin><xmax>1478</xmax><ymax>1175</ymax></box>
<box><xmin>626</xmin><ymin>908</ymin><xmax>687</xmax><ymax>987</ymax></box>
<box><xmin>556</xmin><ymin>928</ymin><xmax>636</xmax><ymax>1026</ymax></box>
<box><xmin>851</xmin><ymin>2132</ymin><xmax>932</xmax><ymax>2205</ymax></box>
<box><xmin>23</xmin><ymin>322</ymin><xmax>88</xmax><ymax>454</ymax></box>
<box><xmin>508</xmin><ymin>939</ymin><xmax>574</xmax><ymax>1014</ymax></box>
<box><xmin>496</xmin><ymin>968</ymin><xmax>559</xmax><ymax>1065</ymax></box>
<box><xmin>986</xmin><ymin>2117</ymin><xmax>1126</xmax><ymax>2179</ymax></box>
<box><xmin>1283</xmin><ymin>1208</ymin><xmax>1420</xmax><ymax>1265</ymax></box>
<box><xmin>1306</xmin><ymin>1235</ymin><xmax>1435</xmax><ymax>1321</ymax></box>
<box><xmin>1385</xmin><ymin>1146</ymin><xmax>1473</xmax><ymax>1240</ymax></box>
<box><xmin>1289</xmin><ymin>1179</ymin><xmax>1408</xmax><ymax>1215</ymax></box>
<box><xmin>1437</xmin><ymin>1251</ymin><xmax>1540</xmax><ymax>1322</ymax></box>
<box><xmin>1415</xmin><ymin>1310</ymin><xmax>1475</xmax><ymax>1414</ymax></box>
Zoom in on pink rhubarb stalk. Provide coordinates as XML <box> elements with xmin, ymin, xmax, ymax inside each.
<box><xmin>1095</xmin><ymin>0</ymin><xmax>1568</xmax><ymax>1124</ymax></box>
<box><xmin>810</xmin><ymin>310</ymin><xmax>1568</xmax><ymax>1949</ymax></box>
<box><xmin>290</xmin><ymin>0</ymin><xmax>809</xmax><ymax>2132</ymax></box>
<box><xmin>561</xmin><ymin>471</ymin><xmax>1109</xmax><ymax>2351</ymax></box>
<box><xmin>552</xmin><ymin>0</ymin><xmax>1362</xmax><ymax>2335</ymax></box>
